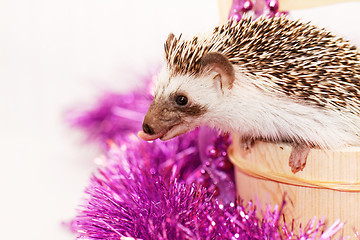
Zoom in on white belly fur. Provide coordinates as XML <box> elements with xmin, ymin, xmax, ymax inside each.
<box><xmin>208</xmin><ymin>75</ymin><xmax>360</xmax><ymax>149</ymax></box>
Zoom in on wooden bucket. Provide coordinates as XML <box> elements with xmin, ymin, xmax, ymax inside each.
<box><xmin>228</xmin><ymin>133</ymin><xmax>360</xmax><ymax>236</ymax></box>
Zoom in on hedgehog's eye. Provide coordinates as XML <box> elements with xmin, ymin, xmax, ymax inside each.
<box><xmin>175</xmin><ymin>95</ymin><xmax>188</xmax><ymax>106</ymax></box>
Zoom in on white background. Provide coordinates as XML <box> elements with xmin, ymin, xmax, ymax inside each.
<box><xmin>0</xmin><ymin>1</ymin><xmax>359</xmax><ymax>239</ymax></box>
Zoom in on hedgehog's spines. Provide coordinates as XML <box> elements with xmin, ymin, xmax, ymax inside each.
<box><xmin>165</xmin><ymin>15</ymin><xmax>360</xmax><ymax>113</ymax></box>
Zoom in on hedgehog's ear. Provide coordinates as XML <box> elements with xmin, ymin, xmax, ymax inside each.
<box><xmin>200</xmin><ymin>52</ymin><xmax>235</xmax><ymax>91</ymax></box>
<box><xmin>164</xmin><ymin>33</ymin><xmax>176</xmax><ymax>55</ymax></box>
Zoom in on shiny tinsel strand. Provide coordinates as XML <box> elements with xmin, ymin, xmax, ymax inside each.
<box><xmin>66</xmin><ymin>78</ymin><xmax>153</xmax><ymax>144</ymax></box>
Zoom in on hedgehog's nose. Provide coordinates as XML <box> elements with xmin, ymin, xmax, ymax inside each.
<box><xmin>142</xmin><ymin>123</ymin><xmax>154</xmax><ymax>135</ymax></box>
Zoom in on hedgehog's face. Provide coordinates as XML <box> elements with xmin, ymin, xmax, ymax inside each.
<box><xmin>139</xmin><ymin>50</ymin><xmax>235</xmax><ymax>141</ymax></box>
<box><xmin>139</xmin><ymin>71</ymin><xmax>207</xmax><ymax>141</ymax></box>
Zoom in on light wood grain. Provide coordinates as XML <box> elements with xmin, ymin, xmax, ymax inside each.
<box><xmin>218</xmin><ymin>0</ymin><xmax>232</xmax><ymax>23</ymax></box>
<box><xmin>279</xmin><ymin>0</ymin><xmax>360</xmax><ymax>11</ymax></box>
<box><xmin>229</xmin><ymin>134</ymin><xmax>360</xmax><ymax>236</ymax></box>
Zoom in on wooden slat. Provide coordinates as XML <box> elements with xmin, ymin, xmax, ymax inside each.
<box><xmin>229</xmin><ymin>134</ymin><xmax>360</xmax><ymax>236</ymax></box>
<box><xmin>279</xmin><ymin>0</ymin><xmax>360</xmax><ymax>11</ymax></box>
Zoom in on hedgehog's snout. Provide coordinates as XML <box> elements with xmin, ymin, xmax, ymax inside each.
<box><xmin>142</xmin><ymin>123</ymin><xmax>154</xmax><ymax>135</ymax></box>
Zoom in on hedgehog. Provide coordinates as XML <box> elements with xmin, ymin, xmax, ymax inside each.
<box><xmin>138</xmin><ymin>15</ymin><xmax>360</xmax><ymax>173</ymax></box>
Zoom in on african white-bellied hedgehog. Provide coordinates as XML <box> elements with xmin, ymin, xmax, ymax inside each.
<box><xmin>138</xmin><ymin>15</ymin><xmax>360</xmax><ymax>173</ymax></box>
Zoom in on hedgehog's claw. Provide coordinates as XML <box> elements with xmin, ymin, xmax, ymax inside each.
<box><xmin>289</xmin><ymin>145</ymin><xmax>310</xmax><ymax>173</ymax></box>
<box><xmin>239</xmin><ymin>137</ymin><xmax>255</xmax><ymax>151</ymax></box>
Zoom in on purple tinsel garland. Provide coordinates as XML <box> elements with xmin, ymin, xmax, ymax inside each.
<box><xmin>74</xmin><ymin>138</ymin><xmax>283</xmax><ymax>239</ymax></box>
<box><xmin>69</xmin><ymin>75</ymin><xmax>345</xmax><ymax>239</ymax></box>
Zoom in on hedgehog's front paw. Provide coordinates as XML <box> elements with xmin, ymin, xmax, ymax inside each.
<box><xmin>289</xmin><ymin>145</ymin><xmax>310</xmax><ymax>173</ymax></box>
